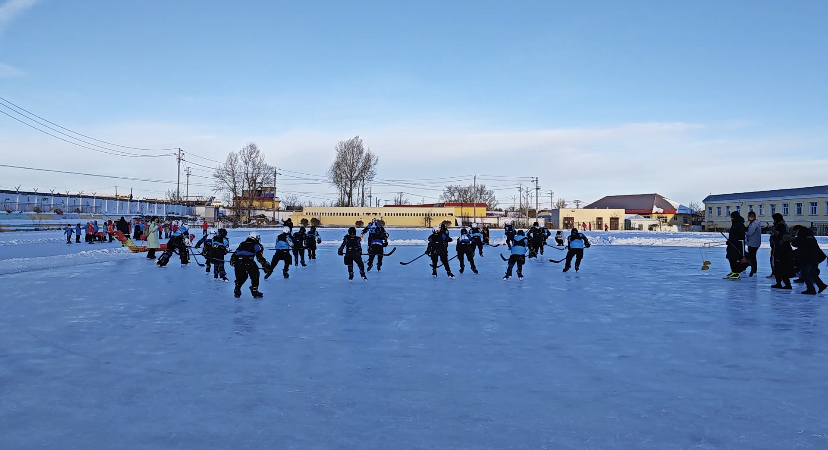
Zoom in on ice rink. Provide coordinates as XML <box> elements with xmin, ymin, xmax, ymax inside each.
<box><xmin>1</xmin><ymin>228</ymin><xmax>827</xmax><ymax>449</ymax></box>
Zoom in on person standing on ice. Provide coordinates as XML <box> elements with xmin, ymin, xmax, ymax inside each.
<box><xmin>768</xmin><ymin>213</ymin><xmax>789</xmax><ymax>278</ymax></box>
<box><xmin>64</xmin><ymin>224</ymin><xmax>73</xmax><ymax>243</ymax></box>
<box><xmin>744</xmin><ymin>211</ymin><xmax>762</xmax><ymax>277</ymax></box>
<box><xmin>456</xmin><ymin>228</ymin><xmax>478</xmax><ymax>274</ymax></box>
<box><xmin>74</xmin><ymin>223</ymin><xmax>82</xmax><ymax>243</ymax></box>
<box><xmin>724</xmin><ymin>211</ymin><xmax>747</xmax><ymax>280</ymax></box>
<box><xmin>156</xmin><ymin>222</ymin><xmax>190</xmax><ymax>267</ymax></box>
<box><xmin>338</xmin><ymin>226</ymin><xmax>367</xmax><ymax>281</ymax></box>
<box><xmin>146</xmin><ymin>217</ymin><xmax>160</xmax><ymax>260</ymax></box>
<box><xmin>482</xmin><ymin>226</ymin><xmax>490</xmax><ymax>245</ymax></box>
<box><xmin>562</xmin><ymin>228</ymin><xmax>590</xmax><ymax>273</ymax></box>
<box><xmin>267</xmin><ymin>226</ymin><xmax>293</xmax><ymax>279</ymax></box>
<box><xmin>770</xmin><ymin>221</ymin><xmax>794</xmax><ymax>290</ymax></box>
<box><xmin>425</xmin><ymin>226</ymin><xmax>454</xmax><ymax>279</ymax></box>
<box><xmin>305</xmin><ymin>225</ymin><xmax>321</xmax><ymax>260</ymax></box>
<box><xmin>362</xmin><ymin>219</ymin><xmax>388</xmax><ymax>272</ymax></box>
<box><xmin>504</xmin><ymin>229</ymin><xmax>528</xmax><ymax>280</ymax></box>
<box><xmin>208</xmin><ymin>228</ymin><xmax>230</xmax><ymax>282</ymax></box>
<box><xmin>469</xmin><ymin>223</ymin><xmax>485</xmax><ymax>256</ymax></box>
<box><xmin>230</xmin><ymin>232</ymin><xmax>271</xmax><ymax>298</ymax></box>
<box><xmin>503</xmin><ymin>220</ymin><xmax>516</xmax><ymax>249</ymax></box>
<box><xmin>200</xmin><ymin>230</ymin><xmax>217</xmax><ymax>274</ymax></box>
<box><xmin>292</xmin><ymin>226</ymin><xmax>307</xmax><ymax>267</ymax></box>
<box><xmin>527</xmin><ymin>222</ymin><xmax>549</xmax><ymax>257</ymax></box>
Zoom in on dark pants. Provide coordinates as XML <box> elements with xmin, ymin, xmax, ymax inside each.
<box><xmin>270</xmin><ymin>250</ymin><xmax>292</xmax><ymax>275</ymax></box>
<box><xmin>307</xmin><ymin>242</ymin><xmax>317</xmax><ymax>260</ymax></box>
<box><xmin>746</xmin><ymin>246</ymin><xmax>759</xmax><ymax>275</ymax></box>
<box><xmin>800</xmin><ymin>264</ymin><xmax>826</xmax><ymax>293</ymax></box>
<box><xmin>213</xmin><ymin>261</ymin><xmax>226</xmax><ymax>279</ymax></box>
<box><xmin>774</xmin><ymin>274</ymin><xmax>791</xmax><ymax>288</ymax></box>
<box><xmin>344</xmin><ymin>252</ymin><xmax>365</xmax><ymax>276</ymax></box>
<box><xmin>430</xmin><ymin>252</ymin><xmax>451</xmax><ymax>275</ymax></box>
<box><xmin>457</xmin><ymin>247</ymin><xmax>476</xmax><ymax>272</ymax></box>
<box><xmin>76</xmin><ymin>234</ymin><xmax>81</xmax><ymax>243</ymax></box>
<box><xmin>234</xmin><ymin>261</ymin><xmax>260</xmax><ymax>289</ymax></box>
<box><xmin>159</xmin><ymin>236</ymin><xmax>188</xmax><ymax>266</ymax></box>
<box><xmin>147</xmin><ymin>248</ymin><xmax>157</xmax><ymax>259</ymax></box>
<box><xmin>564</xmin><ymin>248</ymin><xmax>584</xmax><ymax>271</ymax></box>
<box><xmin>293</xmin><ymin>248</ymin><xmax>306</xmax><ymax>266</ymax></box>
<box><xmin>367</xmin><ymin>243</ymin><xmax>384</xmax><ymax>270</ymax></box>
<box><xmin>474</xmin><ymin>240</ymin><xmax>484</xmax><ymax>256</ymax></box>
<box><xmin>506</xmin><ymin>254</ymin><xmax>525</xmax><ymax>276</ymax></box>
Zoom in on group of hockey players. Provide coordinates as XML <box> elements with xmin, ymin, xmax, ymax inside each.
<box><xmin>146</xmin><ymin>216</ymin><xmax>592</xmax><ymax>297</ymax></box>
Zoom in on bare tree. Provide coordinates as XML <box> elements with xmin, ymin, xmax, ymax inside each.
<box><xmin>281</xmin><ymin>193</ymin><xmax>301</xmax><ymax>211</ymax></box>
<box><xmin>392</xmin><ymin>192</ymin><xmax>410</xmax><ymax>205</ymax></box>
<box><xmin>213</xmin><ymin>142</ymin><xmax>274</xmax><ymax>221</ymax></box>
<box><xmin>326</xmin><ymin>136</ymin><xmax>379</xmax><ymax>207</ymax></box>
<box><xmin>439</xmin><ymin>184</ymin><xmax>498</xmax><ymax>209</ymax></box>
<box><xmin>554</xmin><ymin>198</ymin><xmax>567</xmax><ymax>209</ymax></box>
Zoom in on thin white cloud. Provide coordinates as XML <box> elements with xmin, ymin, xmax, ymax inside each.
<box><xmin>0</xmin><ymin>62</ymin><xmax>23</xmax><ymax>76</ymax></box>
<box><xmin>0</xmin><ymin>0</ymin><xmax>39</xmax><ymax>31</ymax></box>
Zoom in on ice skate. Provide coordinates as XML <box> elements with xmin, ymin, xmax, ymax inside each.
<box><xmin>233</xmin><ymin>283</ymin><xmax>242</xmax><ymax>298</ymax></box>
<box><xmin>250</xmin><ymin>287</ymin><xmax>264</xmax><ymax>298</ymax></box>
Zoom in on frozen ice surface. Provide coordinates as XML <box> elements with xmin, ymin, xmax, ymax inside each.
<box><xmin>1</xmin><ymin>229</ymin><xmax>827</xmax><ymax>449</ymax></box>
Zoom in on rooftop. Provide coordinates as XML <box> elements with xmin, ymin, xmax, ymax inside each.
<box><xmin>703</xmin><ymin>185</ymin><xmax>828</xmax><ymax>203</ymax></box>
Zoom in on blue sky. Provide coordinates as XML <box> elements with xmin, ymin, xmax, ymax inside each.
<box><xmin>1</xmin><ymin>0</ymin><xmax>827</xmax><ymax>207</ymax></box>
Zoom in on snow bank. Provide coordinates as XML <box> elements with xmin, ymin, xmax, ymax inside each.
<box><xmin>0</xmin><ymin>247</ymin><xmax>133</xmax><ymax>275</ymax></box>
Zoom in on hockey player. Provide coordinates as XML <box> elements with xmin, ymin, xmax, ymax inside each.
<box><xmin>156</xmin><ymin>222</ymin><xmax>190</xmax><ymax>267</ymax></box>
<box><xmin>504</xmin><ymin>229</ymin><xmax>528</xmax><ymax>280</ymax></box>
<box><xmin>456</xmin><ymin>228</ymin><xmax>478</xmax><ymax>274</ymax></box>
<box><xmin>267</xmin><ymin>226</ymin><xmax>293</xmax><ymax>279</ymax></box>
<box><xmin>305</xmin><ymin>225</ymin><xmax>321</xmax><ymax>260</ymax></box>
<box><xmin>504</xmin><ymin>220</ymin><xmax>516</xmax><ymax>249</ymax></box>
<box><xmin>229</xmin><ymin>232</ymin><xmax>272</xmax><ymax>298</ymax></box>
<box><xmin>482</xmin><ymin>226</ymin><xmax>490</xmax><ymax>245</ymax></box>
<box><xmin>469</xmin><ymin>223</ymin><xmax>484</xmax><ymax>256</ymax></box>
<box><xmin>292</xmin><ymin>226</ymin><xmax>307</xmax><ymax>267</ymax></box>
<box><xmin>208</xmin><ymin>228</ymin><xmax>230</xmax><ymax>281</ymax></box>
<box><xmin>200</xmin><ymin>230</ymin><xmax>217</xmax><ymax>274</ymax></box>
<box><xmin>562</xmin><ymin>228</ymin><xmax>590</xmax><ymax>272</ymax></box>
<box><xmin>362</xmin><ymin>219</ymin><xmax>389</xmax><ymax>272</ymax></box>
<box><xmin>425</xmin><ymin>226</ymin><xmax>454</xmax><ymax>278</ymax></box>
<box><xmin>554</xmin><ymin>230</ymin><xmax>564</xmax><ymax>246</ymax></box>
<box><xmin>338</xmin><ymin>227</ymin><xmax>367</xmax><ymax>281</ymax></box>
<box><xmin>64</xmin><ymin>224</ymin><xmax>73</xmax><ymax>244</ymax></box>
<box><xmin>527</xmin><ymin>222</ymin><xmax>551</xmax><ymax>257</ymax></box>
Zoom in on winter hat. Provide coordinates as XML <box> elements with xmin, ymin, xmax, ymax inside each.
<box><xmin>348</xmin><ymin>227</ymin><xmax>356</xmax><ymax>235</ymax></box>
<box><xmin>730</xmin><ymin>210</ymin><xmax>741</xmax><ymax>219</ymax></box>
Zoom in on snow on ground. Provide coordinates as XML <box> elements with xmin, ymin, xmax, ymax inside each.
<box><xmin>1</xmin><ymin>228</ymin><xmax>827</xmax><ymax>449</ymax></box>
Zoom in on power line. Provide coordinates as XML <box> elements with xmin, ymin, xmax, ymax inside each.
<box><xmin>0</xmin><ymin>96</ymin><xmax>177</xmax><ymax>152</ymax></box>
<box><xmin>0</xmin><ymin>163</ymin><xmax>178</xmax><ymax>184</ymax></box>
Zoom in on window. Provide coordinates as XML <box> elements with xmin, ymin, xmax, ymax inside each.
<box><xmin>809</xmin><ymin>202</ymin><xmax>817</xmax><ymax>215</ymax></box>
<box><xmin>825</xmin><ymin>201</ymin><xmax>828</xmax><ymax>215</ymax></box>
<box><xmin>735</xmin><ymin>205</ymin><xmax>741</xmax><ymax>213</ymax></box>
<box><xmin>782</xmin><ymin>203</ymin><xmax>789</xmax><ymax>216</ymax></box>
<box><xmin>716</xmin><ymin>206</ymin><xmax>722</xmax><ymax>217</ymax></box>
<box><xmin>795</xmin><ymin>202</ymin><xmax>803</xmax><ymax>216</ymax></box>
<box><xmin>770</xmin><ymin>204</ymin><xmax>776</xmax><ymax>215</ymax></box>
<box><xmin>725</xmin><ymin>206</ymin><xmax>731</xmax><ymax>215</ymax></box>
<box><xmin>748</xmin><ymin>204</ymin><xmax>753</xmax><ymax>212</ymax></box>
<box><xmin>708</xmin><ymin>206</ymin><xmax>713</xmax><ymax>216</ymax></box>
<box><xmin>758</xmin><ymin>204</ymin><xmax>765</xmax><ymax>216</ymax></box>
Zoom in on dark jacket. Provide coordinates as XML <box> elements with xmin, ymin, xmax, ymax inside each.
<box><xmin>772</xmin><ymin>223</ymin><xmax>795</xmax><ymax>278</ymax></box>
<box><xmin>426</xmin><ymin>232</ymin><xmax>450</xmax><ymax>255</ymax></box>
<box><xmin>792</xmin><ymin>228</ymin><xmax>827</xmax><ymax>266</ymax></box>
<box><xmin>726</xmin><ymin>214</ymin><xmax>746</xmax><ymax>260</ymax></box>
<box><xmin>338</xmin><ymin>235</ymin><xmax>362</xmax><ymax>256</ymax></box>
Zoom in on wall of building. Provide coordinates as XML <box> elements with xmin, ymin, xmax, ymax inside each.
<box><xmin>289</xmin><ymin>206</ymin><xmax>460</xmax><ymax>227</ymax></box>
<box><xmin>704</xmin><ymin>196</ymin><xmax>828</xmax><ymax>234</ymax></box>
<box><xmin>549</xmin><ymin>209</ymin><xmax>626</xmax><ymax>230</ymax></box>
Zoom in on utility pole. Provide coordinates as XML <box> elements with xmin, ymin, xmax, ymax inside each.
<box><xmin>368</xmin><ymin>187</ymin><xmax>372</xmax><ymax>209</ymax></box>
<box><xmin>473</xmin><ymin>175</ymin><xmax>477</xmax><ymax>220</ymax></box>
<box><xmin>185</xmin><ymin>167</ymin><xmax>191</xmax><ymax>201</ymax></box>
<box><xmin>176</xmin><ymin>148</ymin><xmax>183</xmax><ymax>201</ymax></box>
<box><xmin>549</xmin><ymin>190</ymin><xmax>554</xmax><ymax>211</ymax></box>
<box><xmin>533</xmin><ymin>177</ymin><xmax>539</xmax><ymax>221</ymax></box>
<box><xmin>272</xmin><ymin>167</ymin><xmax>279</xmax><ymax>223</ymax></box>
<box><xmin>518</xmin><ymin>183</ymin><xmax>522</xmax><ymax>227</ymax></box>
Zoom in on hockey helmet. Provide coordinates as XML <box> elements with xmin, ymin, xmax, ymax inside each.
<box><xmin>504</xmin><ymin>220</ymin><xmax>511</xmax><ymax>226</ymax></box>
<box><xmin>217</xmin><ymin>228</ymin><xmax>227</xmax><ymax>238</ymax></box>
<box><xmin>472</xmin><ymin>222</ymin><xmax>477</xmax><ymax>228</ymax></box>
<box><xmin>248</xmin><ymin>231</ymin><xmax>260</xmax><ymax>242</ymax></box>
<box><xmin>208</xmin><ymin>229</ymin><xmax>217</xmax><ymax>235</ymax></box>
<box><xmin>348</xmin><ymin>226</ymin><xmax>357</xmax><ymax>235</ymax></box>
<box><xmin>460</xmin><ymin>228</ymin><xmax>468</xmax><ymax>234</ymax></box>
<box><xmin>533</xmin><ymin>222</ymin><xmax>539</xmax><ymax>228</ymax></box>
<box><xmin>282</xmin><ymin>226</ymin><xmax>290</xmax><ymax>234</ymax></box>
<box><xmin>517</xmin><ymin>229</ymin><xmax>525</xmax><ymax>236</ymax></box>
<box><xmin>299</xmin><ymin>226</ymin><xmax>306</xmax><ymax>233</ymax></box>
<box><xmin>432</xmin><ymin>226</ymin><xmax>440</xmax><ymax>233</ymax></box>
<box><xmin>571</xmin><ymin>228</ymin><xmax>579</xmax><ymax>234</ymax></box>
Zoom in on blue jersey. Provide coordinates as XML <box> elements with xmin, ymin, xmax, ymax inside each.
<box><xmin>510</xmin><ymin>235</ymin><xmax>528</xmax><ymax>256</ymax></box>
<box><xmin>568</xmin><ymin>233</ymin><xmax>587</xmax><ymax>249</ymax></box>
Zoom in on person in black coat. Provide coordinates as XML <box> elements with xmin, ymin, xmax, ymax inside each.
<box><xmin>770</xmin><ymin>222</ymin><xmax>795</xmax><ymax>289</ymax></box>
<box><xmin>724</xmin><ymin>211</ymin><xmax>748</xmax><ymax>279</ymax></box>
<box><xmin>338</xmin><ymin>227</ymin><xmax>366</xmax><ymax>281</ymax></box>
<box><xmin>425</xmin><ymin>226</ymin><xmax>454</xmax><ymax>278</ymax></box>
<box><xmin>791</xmin><ymin>226</ymin><xmax>827</xmax><ymax>295</ymax></box>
